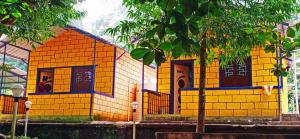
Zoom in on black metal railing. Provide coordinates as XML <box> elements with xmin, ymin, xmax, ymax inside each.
<box><xmin>144</xmin><ymin>90</ymin><xmax>169</xmax><ymax>114</ymax></box>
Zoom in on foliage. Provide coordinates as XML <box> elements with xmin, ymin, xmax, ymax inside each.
<box><xmin>107</xmin><ymin>0</ymin><xmax>300</xmax><ymax>132</ymax></box>
<box><xmin>107</xmin><ymin>0</ymin><xmax>300</xmax><ymax>69</ymax></box>
<box><xmin>0</xmin><ymin>134</ymin><xmax>34</xmax><ymax>139</ymax></box>
<box><xmin>17</xmin><ymin>136</ymin><xmax>33</xmax><ymax>139</ymax></box>
<box><xmin>0</xmin><ymin>0</ymin><xmax>84</xmax><ymax>45</ymax></box>
<box><xmin>0</xmin><ymin>0</ymin><xmax>84</xmax><ymax>71</ymax></box>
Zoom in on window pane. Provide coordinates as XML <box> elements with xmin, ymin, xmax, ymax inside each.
<box><xmin>37</xmin><ymin>69</ymin><xmax>54</xmax><ymax>92</ymax></box>
<box><xmin>220</xmin><ymin>58</ymin><xmax>251</xmax><ymax>87</ymax></box>
<box><xmin>72</xmin><ymin>66</ymin><xmax>92</xmax><ymax>92</ymax></box>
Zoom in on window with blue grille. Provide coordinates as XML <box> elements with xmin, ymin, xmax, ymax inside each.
<box><xmin>71</xmin><ymin>66</ymin><xmax>92</xmax><ymax>92</ymax></box>
<box><xmin>220</xmin><ymin>57</ymin><xmax>252</xmax><ymax>87</ymax></box>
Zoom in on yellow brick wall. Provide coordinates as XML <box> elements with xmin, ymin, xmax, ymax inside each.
<box><xmin>158</xmin><ymin>48</ymin><xmax>278</xmax><ymax>94</ymax></box>
<box><xmin>252</xmin><ymin>48</ymin><xmax>278</xmax><ymax>86</ymax></box>
<box><xmin>158</xmin><ymin>48</ymin><xmax>277</xmax><ymax>93</ymax></box>
<box><xmin>181</xmin><ymin>89</ymin><xmax>279</xmax><ymax>117</ymax></box>
<box><xmin>53</xmin><ymin>68</ymin><xmax>71</xmax><ymax>92</ymax></box>
<box><xmin>27</xmin><ymin>29</ymin><xmax>114</xmax><ymax>94</ymax></box>
<box><xmin>29</xmin><ymin>94</ymin><xmax>91</xmax><ymax>116</ymax></box>
<box><xmin>92</xmin><ymin>48</ymin><xmax>156</xmax><ymax>121</ymax></box>
<box><xmin>26</xmin><ymin>28</ymin><xmax>157</xmax><ymax>120</ymax></box>
<box><xmin>93</xmin><ymin>93</ymin><xmax>128</xmax><ymax>121</ymax></box>
<box><xmin>94</xmin><ymin>44</ymin><xmax>115</xmax><ymax>95</ymax></box>
<box><xmin>27</xmin><ymin>29</ymin><xmax>94</xmax><ymax>93</ymax></box>
<box><xmin>158</xmin><ymin>61</ymin><xmax>171</xmax><ymax>94</ymax></box>
<box><xmin>26</xmin><ymin>28</ymin><xmax>118</xmax><ymax>117</ymax></box>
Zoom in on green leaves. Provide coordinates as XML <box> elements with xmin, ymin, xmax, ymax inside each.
<box><xmin>182</xmin><ymin>0</ymin><xmax>197</xmax><ymax>17</ymax></box>
<box><xmin>0</xmin><ymin>0</ymin><xmax>83</xmax><ymax>45</ymax></box>
<box><xmin>196</xmin><ymin>1</ymin><xmax>209</xmax><ymax>17</ymax></box>
<box><xmin>171</xmin><ymin>10</ymin><xmax>185</xmax><ymax>25</ymax></box>
<box><xmin>6</xmin><ymin>0</ymin><xmax>18</xmax><ymax>3</ymax></box>
<box><xmin>172</xmin><ymin>38</ymin><xmax>184</xmax><ymax>58</ymax></box>
<box><xmin>264</xmin><ymin>45</ymin><xmax>275</xmax><ymax>53</ymax></box>
<box><xmin>296</xmin><ymin>22</ymin><xmax>300</xmax><ymax>31</ymax></box>
<box><xmin>130</xmin><ymin>48</ymin><xmax>151</xmax><ymax>59</ymax></box>
<box><xmin>154</xmin><ymin>50</ymin><xmax>166</xmax><ymax>66</ymax></box>
<box><xmin>2</xmin><ymin>15</ymin><xmax>10</xmax><ymax>20</ymax></box>
<box><xmin>11</xmin><ymin>11</ymin><xmax>21</xmax><ymax>18</ymax></box>
<box><xmin>272</xmin><ymin>64</ymin><xmax>288</xmax><ymax>77</ymax></box>
<box><xmin>157</xmin><ymin>0</ymin><xmax>176</xmax><ymax>11</ymax></box>
<box><xmin>143</xmin><ymin>51</ymin><xmax>155</xmax><ymax>65</ymax></box>
<box><xmin>108</xmin><ymin>0</ymin><xmax>300</xmax><ymax>70</ymax></box>
<box><xmin>188</xmin><ymin>18</ymin><xmax>199</xmax><ymax>35</ymax></box>
<box><xmin>159</xmin><ymin>42</ymin><xmax>172</xmax><ymax>51</ymax></box>
<box><xmin>242</xmin><ymin>28</ymin><xmax>253</xmax><ymax>34</ymax></box>
<box><xmin>130</xmin><ymin>48</ymin><xmax>156</xmax><ymax>65</ymax></box>
<box><xmin>287</xmin><ymin>28</ymin><xmax>296</xmax><ymax>38</ymax></box>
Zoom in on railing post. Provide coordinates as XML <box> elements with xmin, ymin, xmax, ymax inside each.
<box><xmin>11</xmin><ymin>97</ymin><xmax>19</xmax><ymax>139</ymax></box>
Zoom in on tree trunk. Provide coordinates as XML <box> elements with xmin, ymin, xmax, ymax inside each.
<box><xmin>196</xmin><ymin>34</ymin><xmax>207</xmax><ymax>133</ymax></box>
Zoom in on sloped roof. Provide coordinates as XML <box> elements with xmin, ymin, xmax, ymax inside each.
<box><xmin>0</xmin><ymin>27</ymin><xmax>68</xmax><ymax>62</ymax></box>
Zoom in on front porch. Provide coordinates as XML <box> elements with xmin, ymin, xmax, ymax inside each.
<box><xmin>141</xmin><ymin>86</ymin><xmax>283</xmax><ymax>122</ymax></box>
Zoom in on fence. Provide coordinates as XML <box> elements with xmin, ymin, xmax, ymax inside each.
<box><xmin>1</xmin><ymin>95</ymin><xmax>27</xmax><ymax>114</ymax></box>
<box><xmin>143</xmin><ymin>89</ymin><xmax>170</xmax><ymax>115</ymax></box>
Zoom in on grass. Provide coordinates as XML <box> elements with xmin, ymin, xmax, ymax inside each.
<box><xmin>0</xmin><ymin>114</ymin><xmax>25</xmax><ymax>121</ymax></box>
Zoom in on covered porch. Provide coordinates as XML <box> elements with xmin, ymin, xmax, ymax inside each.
<box><xmin>0</xmin><ymin>37</ymin><xmax>32</xmax><ymax>116</ymax></box>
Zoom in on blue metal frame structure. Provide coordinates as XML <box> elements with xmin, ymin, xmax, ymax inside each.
<box><xmin>0</xmin><ymin>43</ymin><xmax>7</xmax><ymax>93</ymax></box>
<box><xmin>0</xmin><ymin>41</ymin><xmax>30</xmax><ymax>95</ymax></box>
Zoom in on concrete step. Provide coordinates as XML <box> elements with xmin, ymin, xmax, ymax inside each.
<box><xmin>268</xmin><ymin>121</ymin><xmax>300</xmax><ymax>125</ymax></box>
<box><xmin>282</xmin><ymin>114</ymin><xmax>300</xmax><ymax>121</ymax></box>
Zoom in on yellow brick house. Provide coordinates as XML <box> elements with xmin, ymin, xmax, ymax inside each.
<box><xmin>6</xmin><ymin>25</ymin><xmax>290</xmax><ymax>121</ymax></box>
<box><xmin>142</xmin><ymin>48</ymin><xmax>289</xmax><ymax>120</ymax></box>
<box><xmin>25</xmin><ymin>26</ymin><xmax>156</xmax><ymax>121</ymax></box>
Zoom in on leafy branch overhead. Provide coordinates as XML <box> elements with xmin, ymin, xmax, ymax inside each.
<box><xmin>0</xmin><ymin>0</ymin><xmax>84</xmax><ymax>45</ymax></box>
<box><xmin>107</xmin><ymin>0</ymin><xmax>300</xmax><ymax>72</ymax></box>
<box><xmin>107</xmin><ymin>1</ymin><xmax>299</xmax><ymax>132</ymax></box>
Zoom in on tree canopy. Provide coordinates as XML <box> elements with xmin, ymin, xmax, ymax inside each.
<box><xmin>107</xmin><ymin>0</ymin><xmax>300</xmax><ymax>133</ymax></box>
<box><xmin>0</xmin><ymin>0</ymin><xmax>83</xmax><ymax>71</ymax></box>
<box><xmin>107</xmin><ymin>0</ymin><xmax>299</xmax><ymax>68</ymax></box>
<box><xmin>0</xmin><ymin>0</ymin><xmax>84</xmax><ymax>44</ymax></box>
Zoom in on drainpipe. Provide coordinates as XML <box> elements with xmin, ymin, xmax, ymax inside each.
<box><xmin>276</xmin><ymin>46</ymin><xmax>282</xmax><ymax>122</ymax></box>
<box><xmin>293</xmin><ymin>52</ymin><xmax>299</xmax><ymax>114</ymax></box>
<box><xmin>89</xmin><ymin>39</ymin><xmax>96</xmax><ymax>120</ymax></box>
<box><xmin>24</xmin><ymin>51</ymin><xmax>31</xmax><ymax>97</ymax></box>
<box><xmin>275</xmin><ymin>23</ymin><xmax>288</xmax><ymax>122</ymax></box>
<box><xmin>141</xmin><ymin>63</ymin><xmax>144</xmax><ymax>120</ymax></box>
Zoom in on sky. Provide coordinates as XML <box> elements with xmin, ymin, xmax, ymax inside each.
<box><xmin>72</xmin><ymin>0</ymin><xmax>127</xmax><ymax>42</ymax></box>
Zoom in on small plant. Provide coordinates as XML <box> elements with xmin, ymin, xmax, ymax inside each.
<box><xmin>0</xmin><ymin>133</ymin><xmax>7</xmax><ymax>139</ymax></box>
<box><xmin>0</xmin><ymin>133</ymin><xmax>37</xmax><ymax>139</ymax></box>
<box><xmin>16</xmin><ymin>136</ymin><xmax>32</xmax><ymax>139</ymax></box>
